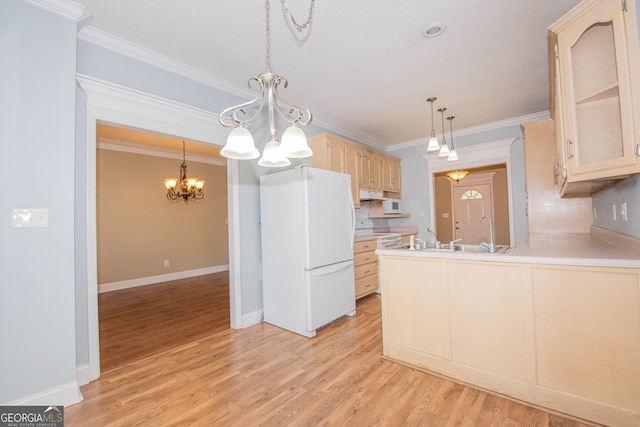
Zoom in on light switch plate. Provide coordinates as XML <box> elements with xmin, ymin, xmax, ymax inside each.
<box><xmin>11</xmin><ymin>208</ymin><xmax>49</xmax><ymax>228</ymax></box>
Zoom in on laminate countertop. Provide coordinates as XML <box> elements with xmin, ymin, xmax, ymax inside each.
<box><xmin>377</xmin><ymin>231</ymin><xmax>640</xmax><ymax>269</ymax></box>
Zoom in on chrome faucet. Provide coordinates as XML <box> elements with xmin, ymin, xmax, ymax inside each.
<box><xmin>449</xmin><ymin>238</ymin><xmax>462</xmax><ymax>252</ymax></box>
<box><xmin>415</xmin><ymin>238</ymin><xmax>427</xmax><ymax>250</ymax></box>
<box><xmin>481</xmin><ymin>216</ymin><xmax>497</xmax><ymax>253</ymax></box>
<box><xmin>427</xmin><ymin>227</ymin><xmax>442</xmax><ymax>249</ymax></box>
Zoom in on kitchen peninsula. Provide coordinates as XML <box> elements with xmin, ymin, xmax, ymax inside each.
<box><xmin>376</xmin><ymin>229</ymin><xmax>640</xmax><ymax>426</ymax></box>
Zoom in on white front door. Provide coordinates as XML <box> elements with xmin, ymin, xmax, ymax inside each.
<box><xmin>452</xmin><ymin>183</ymin><xmax>493</xmax><ymax>244</ymax></box>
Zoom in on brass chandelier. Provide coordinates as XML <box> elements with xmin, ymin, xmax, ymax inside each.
<box><xmin>163</xmin><ymin>141</ymin><xmax>205</xmax><ymax>202</ymax></box>
<box><xmin>218</xmin><ymin>0</ymin><xmax>315</xmax><ymax>167</ymax></box>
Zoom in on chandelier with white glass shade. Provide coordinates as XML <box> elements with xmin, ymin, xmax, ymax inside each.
<box><xmin>218</xmin><ymin>0</ymin><xmax>315</xmax><ymax>167</ymax></box>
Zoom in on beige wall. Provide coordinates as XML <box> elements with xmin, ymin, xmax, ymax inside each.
<box><xmin>97</xmin><ymin>149</ymin><xmax>228</xmax><ymax>284</ymax></box>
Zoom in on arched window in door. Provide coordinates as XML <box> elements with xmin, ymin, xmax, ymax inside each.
<box><xmin>460</xmin><ymin>189</ymin><xmax>483</xmax><ymax>200</ymax></box>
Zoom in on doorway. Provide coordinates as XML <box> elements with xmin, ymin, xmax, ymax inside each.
<box><xmin>95</xmin><ymin>124</ymin><xmax>230</xmax><ymax>371</ymax></box>
<box><xmin>424</xmin><ymin>138</ymin><xmax>518</xmax><ymax>246</ymax></box>
<box><xmin>78</xmin><ymin>74</ymin><xmax>242</xmax><ymax>383</ymax></box>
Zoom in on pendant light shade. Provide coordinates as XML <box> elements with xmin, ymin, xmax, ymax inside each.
<box><xmin>220</xmin><ymin>126</ymin><xmax>260</xmax><ymax>159</ymax></box>
<box><xmin>258</xmin><ymin>138</ymin><xmax>291</xmax><ymax>168</ymax></box>
<box><xmin>280</xmin><ymin>125</ymin><xmax>313</xmax><ymax>158</ymax></box>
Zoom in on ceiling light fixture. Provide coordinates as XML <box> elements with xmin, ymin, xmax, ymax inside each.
<box><xmin>426</xmin><ymin>97</ymin><xmax>440</xmax><ymax>152</ymax></box>
<box><xmin>437</xmin><ymin>107</ymin><xmax>450</xmax><ymax>158</ymax></box>
<box><xmin>218</xmin><ymin>0</ymin><xmax>315</xmax><ymax>167</ymax></box>
<box><xmin>164</xmin><ymin>141</ymin><xmax>205</xmax><ymax>202</ymax></box>
<box><xmin>446</xmin><ymin>115</ymin><xmax>458</xmax><ymax>161</ymax></box>
<box><xmin>446</xmin><ymin>170</ymin><xmax>469</xmax><ymax>182</ymax></box>
<box><xmin>422</xmin><ymin>22</ymin><xmax>447</xmax><ymax>38</ymax></box>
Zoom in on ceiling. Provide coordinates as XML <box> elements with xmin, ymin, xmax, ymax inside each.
<box><xmin>77</xmin><ymin>0</ymin><xmax>581</xmax><ymax>151</ymax></box>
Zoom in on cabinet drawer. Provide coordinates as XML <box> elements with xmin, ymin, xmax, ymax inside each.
<box><xmin>354</xmin><ymin>239</ymin><xmax>377</xmax><ymax>253</ymax></box>
<box><xmin>354</xmin><ymin>251</ymin><xmax>376</xmax><ymax>265</ymax></box>
<box><xmin>355</xmin><ymin>263</ymin><xmax>377</xmax><ymax>280</ymax></box>
<box><xmin>355</xmin><ymin>274</ymin><xmax>379</xmax><ymax>299</ymax></box>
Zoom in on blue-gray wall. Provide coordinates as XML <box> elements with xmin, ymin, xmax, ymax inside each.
<box><xmin>1</xmin><ymin>0</ymin><xmax>80</xmax><ymax>404</ymax></box>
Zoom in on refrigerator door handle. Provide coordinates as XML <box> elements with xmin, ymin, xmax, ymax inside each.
<box><xmin>306</xmin><ymin>260</ymin><xmax>354</xmax><ymax>275</ymax></box>
<box><xmin>349</xmin><ymin>189</ymin><xmax>356</xmax><ymax>251</ymax></box>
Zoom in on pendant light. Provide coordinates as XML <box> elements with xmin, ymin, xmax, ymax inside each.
<box><xmin>218</xmin><ymin>0</ymin><xmax>315</xmax><ymax>167</ymax></box>
<box><xmin>426</xmin><ymin>97</ymin><xmax>440</xmax><ymax>152</ymax></box>
<box><xmin>438</xmin><ymin>107</ymin><xmax>450</xmax><ymax>158</ymax></box>
<box><xmin>446</xmin><ymin>115</ymin><xmax>458</xmax><ymax>161</ymax></box>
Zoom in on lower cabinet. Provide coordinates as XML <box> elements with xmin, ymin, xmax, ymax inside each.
<box><xmin>353</xmin><ymin>239</ymin><xmax>378</xmax><ymax>299</ymax></box>
<box><xmin>379</xmin><ymin>254</ymin><xmax>640</xmax><ymax>427</ymax></box>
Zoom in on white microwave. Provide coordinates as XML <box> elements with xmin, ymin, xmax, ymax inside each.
<box><xmin>383</xmin><ymin>199</ymin><xmax>403</xmax><ymax>214</ymax></box>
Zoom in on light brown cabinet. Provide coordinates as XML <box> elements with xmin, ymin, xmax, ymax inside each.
<box><xmin>353</xmin><ymin>239</ymin><xmax>378</xmax><ymax>299</ymax></box>
<box><xmin>311</xmin><ymin>132</ymin><xmax>403</xmax><ymax>206</ymax></box>
<box><xmin>549</xmin><ymin>0</ymin><xmax>640</xmax><ymax>195</ymax></box>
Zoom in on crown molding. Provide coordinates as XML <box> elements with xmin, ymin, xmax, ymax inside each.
<box><xmin>77</xmin><ymin>26</ymin><xmax>384</xmax><ymax>149</ymax></box>
<box><xmin>97</xmin><ymin>138</ymin><xmax>226</xmax><ymax>167</ymax></box>
<box><xmin>78</xmin><ymin>26</ymin><xmax>254</xmax><ymax>100</ymax></box>
<box><xmin>22</xmin><ymin>0</ymin><xmax>84</xmax><ymax>21</ymax></box>
<box><xmin>388</xmin><ymin>111</ymin><xmax>549</xmax><ymax>152</ymax></box>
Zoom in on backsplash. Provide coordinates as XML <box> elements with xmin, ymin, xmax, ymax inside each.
<box><xmin>592</xmin><ymin>174</ymin><xmax>640</xmax><ymax>239</ymax></box>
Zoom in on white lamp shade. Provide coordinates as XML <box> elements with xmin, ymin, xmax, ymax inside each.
<box><xmin>438</xmin><ymin>142</ymin><xmax>450</xmax><ymax>158</ymax></box>
<box><xmin>258</xmin><ymin>138</ymin><xmax>291</xmax><ymax>168</ymax></box>
<box><xmin>427</xmin><ymin>136</ymin><xmax>440</xmax><ymax>152</ymax></box>
<box><xmin>221</xmin><ymin>126</ymin><xmax>260</xmax><ymax>160</ymax></box>
<box><xmin>447</xmin><ymin>149</ymin><xmax>459</xmax><ymax>161</ymax></box>
<box><xmin>280</xmin><ymin>125</ymin><xmax>313</xmax><ymax>158</ymax></box>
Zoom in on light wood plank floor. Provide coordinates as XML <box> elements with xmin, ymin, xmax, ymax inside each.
<box><xmin>99</xmin><ymin>272</ymin><xmax>230</xmax><ymax>372</ymax></box>
<box><xmin>69</xmin><ymin>283</ymin><xmax>597</xmax><ymax>426</ymax></box>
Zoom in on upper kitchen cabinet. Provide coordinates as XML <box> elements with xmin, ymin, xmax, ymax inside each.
<box><xmin>311</xmin><ymin>132</ymin><xmax>403</xmax><ymax>204</ymax></box>
<box><xmin>310</xmin><ymin>133</ymin><xmax>348</xmax><ymax>174</ymax></box>
<box><xmin>549</xmin><ymin>0</ymin><xmax>640</xmax><ymax>196</ymax></box>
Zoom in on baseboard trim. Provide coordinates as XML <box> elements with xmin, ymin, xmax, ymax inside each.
<box><xmin>98</xmin><ymin>265</ymin><xmax>229</xmax><ymax>293</ymax></box>
<box><xmin>75</xmin><ymin>363</ymin><xmax>91</xmax><ymax>386</ymax></box>
<box><xmin>241</xmin><ymin>309</ymin><xmax>263</xmax><ymax>329</ymax></box>
<box><xmin>4</xmin><ymin>380</ymin><xmax>83</xmax><ymax>407</ymax></box>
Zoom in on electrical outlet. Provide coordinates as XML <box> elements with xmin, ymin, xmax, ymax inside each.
<box><xmin>620</xmin><ymin>203</ymin><xmax>628</xmax><ymax>222</ymax></box>
<box><xmin>164</xmin><ymin>260</ymin><xmax>170</xmax><ymax>267</ymax></box>
<box><xmin>612</xmin><ymin>204</ymin><xmax>617</xmax><ymax>221</ymax></box>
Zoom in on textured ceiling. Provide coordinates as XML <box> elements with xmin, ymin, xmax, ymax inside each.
<box><xmin>76</xmin><ymin>0</ymin><xmax>581</xmax><ymax>150</ymax></box>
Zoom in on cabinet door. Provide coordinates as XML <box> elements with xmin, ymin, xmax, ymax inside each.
<box><xmin>370</xmin><ymin>153</ymin><xmax>383</xmax><ymax>191</ymax></box>
<box><xmin>557</xmin><ymin>0</ymin><xmax>639</xmax><ymax>179</ymax></box>
<box><xmin>327</xmin><ymin>137</ymin><xmax>347</xmax><ymax>173</ymax></box>
<box><xmin>345</xmin><ymin>144</ymin><xmax>360</xmax><ymax>208</ymax></box>
<box><xmin>358</xmin><ymin>150</ymin><xmax>372</xmax><ymax>189</ymax></box>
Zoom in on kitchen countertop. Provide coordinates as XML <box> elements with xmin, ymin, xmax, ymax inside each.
<box><xmin>377</xmin><ymin>232</ymin><xmax>640</xmax><ymax>269</ymax></box>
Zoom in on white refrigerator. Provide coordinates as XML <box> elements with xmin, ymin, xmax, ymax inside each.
<box><xmin>260</xmin><ymin>165</ymin><xmax>356</xmax><ymax>337</ymax></box>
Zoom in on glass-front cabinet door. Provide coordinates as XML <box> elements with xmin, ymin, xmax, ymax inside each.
<box><xmin>554</xmin><ymin>0</ymin><xmax>640</xmax><ymax>181</ymax></box>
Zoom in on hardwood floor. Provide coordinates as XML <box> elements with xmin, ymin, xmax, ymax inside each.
<box><xmin>69</xmin><ymin>286</ymin><xmax>597</xmax><ymax>426</ymax></box>
<box><xmin>98</xmin><ymin>272</ymin><xmax>230</xmax><ymax>372</ymax></box>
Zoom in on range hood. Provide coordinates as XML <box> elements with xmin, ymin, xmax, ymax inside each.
<box><xmin>359</xmin><ymin>189</ymin><xmax>386</xmax><ymax>201</ymax></box>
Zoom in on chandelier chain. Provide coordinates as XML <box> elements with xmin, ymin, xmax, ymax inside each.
<box><xmin>265</xmin><ymin>0</ymin><xmax>272</xmax><ymax>71</ymax></box>
<box><xmin>281</xmin><ymin>0</ymin><xmax>315</xmax><ymax>32</ymax></box>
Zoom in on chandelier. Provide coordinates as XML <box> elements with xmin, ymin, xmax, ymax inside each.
<box><xmin>163</xmin><ymin>141</ymin><xmax>205</xmax><ymax>202</ymax></box>
<box><xmin>218</xmin><ymin>0</ymin><xmax>315</xmax><ymax>167</ymax></box>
